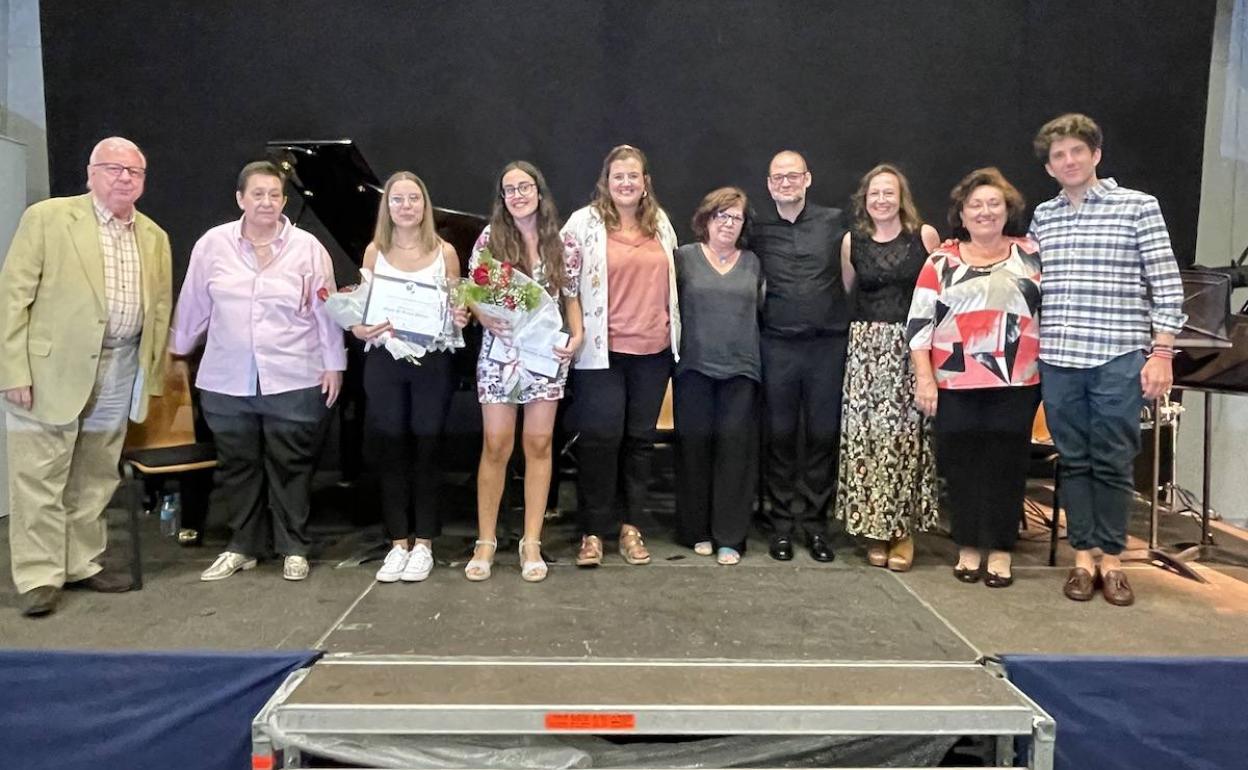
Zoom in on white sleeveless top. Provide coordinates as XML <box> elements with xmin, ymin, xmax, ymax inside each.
<box><xmin>373</xmin><ymin>245</ymin><xmax>463</xmax><ymax>352</ymax></box>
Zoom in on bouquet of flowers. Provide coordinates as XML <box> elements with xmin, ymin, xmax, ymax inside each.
<box><xmin>454</xmin><ymin>247</ymin><xmax>566</xmax><ymax>398</ymax></box>
<box><xmin>454</xmin><ymin>248</ymin><xmax>545</xmax><ymax>319</ymax></box>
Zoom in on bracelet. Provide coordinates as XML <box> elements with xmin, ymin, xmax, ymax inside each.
<box><xmin>1149</xmin><ymin>347</ymin><xmax>1175</xmax><ymax>360</ymax></box>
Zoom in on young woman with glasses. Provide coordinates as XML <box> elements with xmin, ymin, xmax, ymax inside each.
<box><xmin>463</xmin><ymin>161</ymin><xmax>583</xmax><ymax>583</ymax></box>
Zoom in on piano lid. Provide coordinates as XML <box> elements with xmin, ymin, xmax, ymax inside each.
<box><xmin>266</xmin><ymin>139</ymin><xmax>487</xmax><ymax>266</ymax></box>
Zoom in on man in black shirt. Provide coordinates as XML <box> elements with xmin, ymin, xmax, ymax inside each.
<box><xmin>750</xmin><ymin>150</ymin><xmax>849</xmax><ymax>562</ymax></box>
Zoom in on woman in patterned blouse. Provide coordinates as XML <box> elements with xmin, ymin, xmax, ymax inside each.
<box><xmin>561</xmin><ymin>145</ymin><xmax>680</xmax><ymax>568</ymax></box>
<box><xmin>464</xmin><ymin>161</ymin><xmax>583</xmax><ymax>583</ymax></box>
<box><xmin>906</xmin><ymin>167</ymin><xmax>1041</xmax><ymax>589</ymax></box>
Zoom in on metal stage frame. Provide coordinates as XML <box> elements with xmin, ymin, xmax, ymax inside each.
<box><xmin>251</xmin><ymin>657</ymin><xmax>1055</xmax><ymax>769</ymax></box>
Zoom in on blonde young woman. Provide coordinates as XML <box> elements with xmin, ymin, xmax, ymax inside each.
<box><xmin>562</xmin><ymin>145</ymin><xmax>679</xmax><ymax>567</ymax></box>
<box><xmin>463</xmin><ymin>161</ymin><xmax>583</xmax><ymax>583</ymax></box>
<box><xmin>352</xmin><ymin>171</ymin><xmax>468</xmax><ymax>584</ymax></box>
<box><xmin>836</xmin><ymin>164</ymin><xmax>940</xmax><ymax>571</ymax></box>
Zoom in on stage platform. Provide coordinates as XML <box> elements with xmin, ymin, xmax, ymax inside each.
<box><xmin>3</xmin><ymin>480</ymin><xmax>1248</xmax><ymax>769</ymax></box>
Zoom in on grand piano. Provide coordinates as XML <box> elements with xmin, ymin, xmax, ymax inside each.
<box><xmin>265</xmin><ymin>139</ymin><xmax>490</xmax><ymax>482</ymax></box>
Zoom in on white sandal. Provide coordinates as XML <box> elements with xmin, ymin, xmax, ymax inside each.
<box><xmin>519</xmin><ymin>538</ymin><xmax>548</xmax><ymax>583</ymax></box>
<box><xmin>464</xmin><ymin>539</ymin><xmax>497</xmax><ymax>582</ymax></box>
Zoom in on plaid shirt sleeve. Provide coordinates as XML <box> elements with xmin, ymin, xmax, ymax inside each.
<box><xmin>1135</xmin><ymin>196</ymin><xmax>1186</xmax><ymax>336</ymax></box>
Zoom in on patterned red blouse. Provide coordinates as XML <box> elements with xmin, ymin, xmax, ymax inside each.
<box><xmin>905</xmin><ymin>238</ymin><xmax>1041</xmax><ymax>390</ymax></box>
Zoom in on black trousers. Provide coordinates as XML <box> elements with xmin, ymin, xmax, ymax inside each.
<box><xmin>760</xmin><ymin>334</ymin><xmax>848</xmax><ymax>537</ymax></box>
<box><xmin>933</xmin><ymin>385</ymin><xmax>1040</xmax><ymax>552</ymax></box>
<box><xmin>570</xmin><ymin>350</ymin><xmax>672</xmax><ymax>537</ymax></box>
<box><xmin>673</xmin><ymin>371</ymin><xmax>758</xmax><ymax>551</ymax></box>
<box><xmin>363</xmin><ymin>349</ymin><xmax>455</xmax><ymax>541</ymax></box>
<box><xmin>201</xmin><ymin>386</ymin><xmax>330</xmax><ymax>558</ymax></box>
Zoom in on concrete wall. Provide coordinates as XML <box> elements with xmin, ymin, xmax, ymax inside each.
<box><xmin>1184</xmin><ymin>0</ymin><xmax>1248</xmax><ymax>527</ymax></box>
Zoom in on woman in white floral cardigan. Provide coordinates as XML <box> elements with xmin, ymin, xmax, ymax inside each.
<box><xmin>561</xmin><ymin>145</ymin><xmax>680</xmax><ymax>567</ymax></box>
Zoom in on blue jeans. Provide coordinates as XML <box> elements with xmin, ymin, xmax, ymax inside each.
<box><xmin>1039</xmin><ymin>351</ymin><xmax>1145</xmax><ymax>555</ymax></box>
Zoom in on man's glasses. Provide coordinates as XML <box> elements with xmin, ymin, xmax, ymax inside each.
<box><xmin>388</xmin><ymin>194</ymin><xmax>423</xmax><ymax>207</ymax></box>
<box><xmin>91</xmin><ymin>163</ymin><xmax>146</xmax><ymax>179</ymax></box>
<box><xmin>768</xmin><ymin>171</ymin><xmax>807</xmax><ymax>185</ymax></box>
<box><xmin>713</xmin><ymin>211</ymin><xmax>745</xmax><ymax>225</ymax></box>
<box><xmin>502</xmin><ymin>182</ymin><xmax>537</xmax><ymax>199</ymax></box>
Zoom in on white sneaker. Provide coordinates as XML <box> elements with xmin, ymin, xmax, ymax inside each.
<box><xmin>283</xmin><ymin>555</ymin><xmax>310</xmax><ymax>581</ymax></box>
<box><xmin>375</xmin><ymin>545</ymin><xmax>410</xmax><ymax>583</ymax></box>
<box><xmin>400</xmin><ymin>543</ymin><xmax>434</xmax><ymax>582</ymax></box>
<box><xmin>200</xmin><ymin>551</ymin><xmax>257</xmax><ymax>582</ymax></box>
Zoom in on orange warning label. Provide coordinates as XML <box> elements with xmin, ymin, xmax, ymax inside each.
<box><xmin>544</xmin><ymin>712</ymin><xmax>637</xmax><ymax>730</ymax></box>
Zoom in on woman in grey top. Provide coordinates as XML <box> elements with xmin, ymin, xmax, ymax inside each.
<box><xmin>673</xmin><ymin>187</ymin><xmax>762</xmax><ymax>565</ymax></box>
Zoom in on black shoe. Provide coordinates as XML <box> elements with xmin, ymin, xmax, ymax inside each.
<box><xmin>808</xmin><ymin>535</ymin><xmax>835</xmax><ymax>563</ymax></box>
<box><xmin>983</xmin><ymin>571</ymin><xmax>1014</xmax><ymax>588</ymax></box>
<box><xmin>953</xmin><ymin>565</ymin><xmax>982</xmax><ymax>583</ymax></box>
<box><xmin>66</xmin><ymin>571</ymin><xmax>134</xmax><ymax>593</ymax></box>
<box><xmin>769</xmin><ymin>535</ymin><xmax>794</xmax><ymax>561</ymax></box>
<box><xmin>20</xmin><ymin>586</ymin><xmax>60</xmax><ymax>617</ymax></box>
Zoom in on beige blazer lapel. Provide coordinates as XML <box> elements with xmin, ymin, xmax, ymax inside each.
<box><xmin>137</xmin><ymin>218</ymin><xmax>160</xmax><ymax>314</ymax></box>
<box><xmin>67</xmin><ymin>196</ymin><xmax>106</xmax><ymax>313</ymax></box>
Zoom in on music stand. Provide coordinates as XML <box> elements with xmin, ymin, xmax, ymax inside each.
<box><xmin>1121</xmin><ymin>270</ymin><xmax>1243</xmax><ymax>582</ymax></box>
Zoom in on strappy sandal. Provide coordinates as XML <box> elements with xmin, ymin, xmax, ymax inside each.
<box><xmin>619</xmin><ymin>525</ymin><xmax>651</xmax><ymax>565</ymax></box>
<box><xmin>519</xmin><ymin>538</ymin><xmax>548</xmax><ymax>583</ymax></box>
<box><xmin>464</xmin><ymin>539</ymin><xmax>497</xmax><ymax>582</ymax></box>
<box><xmin>576</xmin><ymin>535</ymin><xmax>603</xmax><ymax>567</ymax></box>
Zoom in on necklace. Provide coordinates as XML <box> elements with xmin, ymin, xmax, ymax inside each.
<box><xmin>704</xmin><ymin>243</ymin><xmax>738</xmax><ymax>265</ymax></box>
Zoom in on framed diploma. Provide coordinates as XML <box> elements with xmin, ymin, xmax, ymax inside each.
<box><xmin>362</xmin><ymin>274</ymin><xmax>447</xmax><ymax>345</ymax></box>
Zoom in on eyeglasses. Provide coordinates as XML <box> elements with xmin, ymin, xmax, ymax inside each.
<box><xmin>501</xmin><ymin>182</ymin><xmax>537</xmax><ymax>199</ymax></box>
<box><xmin>712</xmin><ymin>211</ymin><xmax>745</xmax><ymax>225</ymax></box>
<box><xmin>388</xmin><ymin>194</ymin><xmax>423</xmax><ymax>207</ymax></box>
<box><xmin>91</xmin><ymin>163</ymin><xmax>146</xmax><ymax>179</ymax></box>
<box><xmin>768</xmin><ymin>171</ymin><xmax>807</xmax><ymax>185</ymax></box>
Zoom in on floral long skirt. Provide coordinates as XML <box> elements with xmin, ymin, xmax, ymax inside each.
<box><xmin>836</xmin><ymin>321</ymin><xmax>939</xmax><ymax>540</ymax></box>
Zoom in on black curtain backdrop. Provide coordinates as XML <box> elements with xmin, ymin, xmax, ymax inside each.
<box><xmin>41</xmin><ymin>1</ymin><xmax>1215</xmax><ymax>287</ymax></box>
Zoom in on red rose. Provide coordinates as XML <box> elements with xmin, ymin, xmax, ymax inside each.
<box><xmin>316</xmin><ymin>286</ymin><xmax>329</xmax><ymax>302</ymax></box>
<box><xmin>501</xmin><ymin>261</ymin><xmax>513</xmax><ymax>276</ymax></box>
<box><xmin>503</xmin><ymin>296</ymin><xmax>517</xmax><ymax>310</ymax></box>
<box><xmin>472</xmin><ymin>265</ymin><xmax>490</xmax><ymax>286</ymax></box>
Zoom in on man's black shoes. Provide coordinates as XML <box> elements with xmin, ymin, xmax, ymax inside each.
<box><xmin>769</xmin><ymin>535</ymin><xmax>794</xmax><ymax>561</ymax></box>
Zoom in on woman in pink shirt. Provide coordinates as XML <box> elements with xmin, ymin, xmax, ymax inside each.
<box><xmin>170</xmin><ymin>161</ymin><xmax>347</xmax><ymax>583</ymax></box>
<box><xmin>561</xmin><ymin>146</ymin><xmax>680</xmax><ymax>567</ymax></box>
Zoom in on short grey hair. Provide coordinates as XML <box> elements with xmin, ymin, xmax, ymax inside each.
<box><xmin>89</xmin><ymin>136</ymin><xmax>146</xmax><ymax>166</ymax></box>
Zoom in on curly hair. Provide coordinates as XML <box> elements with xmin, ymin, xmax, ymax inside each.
<box><xmin>1033</xmin><ymin>113</ymin><xmax>1103</xmax><ymax>161</ymax></box>
<box><xmin>946</xmin><ymin>167</ymin><xmax>1027</xmax><ymax>240</ymax></box>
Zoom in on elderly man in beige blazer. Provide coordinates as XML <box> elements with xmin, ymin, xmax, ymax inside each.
<box><xmin>0</xmin><ymin>137</ymin><xmax>172</xmax><ymax>617</ymax></box>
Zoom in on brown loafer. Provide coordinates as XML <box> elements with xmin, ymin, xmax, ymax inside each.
<box><xmin>1062</xmin><ymin>568</ymin><xmax>1097</xmax><ymax>602</ymax></box>
<box><xmin>576</xmin><ymin>535</ymin><xmax>603</xmax><ymax>567</ymax></box>
<box><xmin>1100</xmin><ymin>569</ymin><xmax>1135</xmax><ymax>607</ymax></box>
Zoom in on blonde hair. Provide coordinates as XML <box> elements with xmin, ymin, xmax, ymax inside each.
<box><xmin>372</xmin><ymin>171</ymin><xmax>438</xmax><ymax>255</ymax></box>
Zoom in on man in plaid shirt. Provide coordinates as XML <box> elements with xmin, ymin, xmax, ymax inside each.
<box><xmin>1028</xmin><ymin>113</ymin><xmax>1186</xmax><ymax>608</ymax></box>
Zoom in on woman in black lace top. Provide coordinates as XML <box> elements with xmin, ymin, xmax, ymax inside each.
<box><xmin>835</xmin><ymin>164</ymin><xmax>941</xmax><ymax>571</ymax></box>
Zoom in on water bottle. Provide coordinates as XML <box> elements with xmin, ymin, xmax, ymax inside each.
<box><xmin>159</xmin><ymin>492</ymin><xmax>181</xmax><ymax>536</ymax></box>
